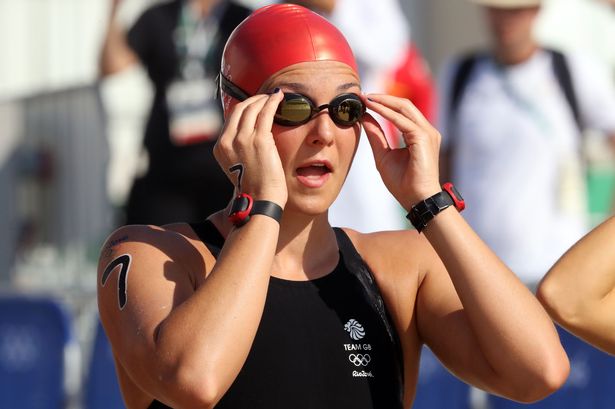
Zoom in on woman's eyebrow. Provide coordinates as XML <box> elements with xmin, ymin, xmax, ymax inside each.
<box><xmin>272</xmin><ymin>82</ymin><xmax>361</xmax><ymax>93</ymax></box>
<box><xmin>338</xmin><ymin>82</ymin><xmax>361</xmax><ymax>91</ymax></box>
<box><xmin>274</xmin><ymin>82</ymin><xmax>306</xmax><ymax>92</ymax></box>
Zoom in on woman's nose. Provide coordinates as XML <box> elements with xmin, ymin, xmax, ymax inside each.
<box><xmin>305</xmin><ymin>110</ymin><xmax>335</xmax><ymax>146</ymax></box>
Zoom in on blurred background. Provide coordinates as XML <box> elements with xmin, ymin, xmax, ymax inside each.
<box><xmin>0</xmin><ymin>0</ymin><xmax>614</xmax><ymax>408</ymax></box>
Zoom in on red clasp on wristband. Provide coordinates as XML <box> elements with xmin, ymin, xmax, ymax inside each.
<box><xmin>228</xmin><ymin>193</ymin><xmax>254</xmax><ymax>226</ymax></box>
<box><xmin>442</xmin><ymin>182</ymin><xmax>465</xmax><ymax>212</ymax></box>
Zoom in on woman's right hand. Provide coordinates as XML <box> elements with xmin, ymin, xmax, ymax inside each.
<box><xmin>214</xmin><ymin>90</ymin><xmax>288</xmax><ymax>207</ymax></box>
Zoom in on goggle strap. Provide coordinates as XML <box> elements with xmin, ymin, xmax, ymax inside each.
<box><xmin>219</xmin><ymin>73</ymin><xmax>251</xmax><ymax>102</ymax></box>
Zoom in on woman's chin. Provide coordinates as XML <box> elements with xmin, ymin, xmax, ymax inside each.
<box><xmin>284</xmin><ymin>195</ymin><xmax>336</xmax><ymax>219</ymax></box>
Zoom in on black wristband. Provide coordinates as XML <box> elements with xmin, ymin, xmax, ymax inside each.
<box><xmin>406</xmin><ymin>191</ymin><xmax>453</xmax><ymax>233</ymax></box>
<box><xmin>406</xmin><ymin>184</ymin><xmax>465</xmax><ymax>233</ymax></box>
<box><xmin>228</xmin><ymin>193</ymin><xmax>283</xmax><ymax>227</ymax></box>
<box><xmin>252</xmin><ymin>200</ymin><xmax>283</xmax><ymax>224</ymax></box>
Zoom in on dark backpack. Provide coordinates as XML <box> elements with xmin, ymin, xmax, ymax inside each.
<box><xmin>448</xmin><ymin>48</ymin><xmax>582</xmax><ymax>132</ymax></box>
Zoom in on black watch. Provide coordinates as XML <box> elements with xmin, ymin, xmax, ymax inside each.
<box><xmin>228</xmin><ymin>193</ymin><xmax>283</xmax><ymax>227</ymax></box>
<box><xmin>406</xmin><ymin>183</ymin><xmax>465</xmax><ymax>233</ymax></box>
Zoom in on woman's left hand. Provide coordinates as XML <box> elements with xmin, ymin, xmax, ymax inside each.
<box><xmin>361</xmin><ymin>94</ymin><xmax>442</xmax><ymax>210</ymax></box>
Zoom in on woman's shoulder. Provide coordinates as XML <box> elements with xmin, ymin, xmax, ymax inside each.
<box><xmin>101</xmin><ymin>222</ymin><xmax>196</xmax><ymax>249</ymax></box>
<box><xmin>96</xmin><ymin>222</ymin><xmax>217</xmax><ymax>316</ymax></box>
<box><xmin>98</xmin><ymin>222</ymin><xmax>211</xmax><ymax>275</ymax></box>
<box><xmin>340</xmin><ymin>227</ymin><xmax>432</xmax><ymax>284</ymax></box>
<box><xmin>339</xmin><ymin>228</ymin><xmax>427</xmax><ymax>339</ymax></box>
<box><xmin>342</xmin><ymin>227</ymin><xmax>427</xmax><ymax>257</ymax></box>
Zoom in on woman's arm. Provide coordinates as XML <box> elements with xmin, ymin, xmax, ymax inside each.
<box><xmin>99</xmin><ymin>0</ymin><xmax>139</xmax><ymax>77</ymax></box>
<box><xmin>417</xmin><ymin>209</ymin><xmax>568</xmax><ymax>402</ymax></box>
<box><xmin>98</xmin><ymin>218</ymin><xmax>278</xmax><ymax>409</ymax></box>
<box><xmin>538</xmin><ymin>215</ymin><xmax>615</xmax><ymax>355</ymax></box>
<box><xmin>361</xmin><ymin>94</ymin><xmax>569</xmax><ymax>403</ymax></box>
<box><xmin>98</xmin><ymin>91</ymin><xmax>286</xmax><ymax>409</ymax></box>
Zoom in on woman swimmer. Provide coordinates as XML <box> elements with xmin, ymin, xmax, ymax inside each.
<box><xmin>97</xmin><ymin>4</ymin><xmax>569</xmax><ymax>409</ymax></box>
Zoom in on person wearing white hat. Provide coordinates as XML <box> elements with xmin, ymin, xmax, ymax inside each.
<box><xmin>470</xmin><ymin>0</ymin><xmax>541</xmax><ymax>7</ymax></box>
<box><xmin>438</xmin><ymin>0</ymin><xmax>615</xmax><ymax>288</ymax></box>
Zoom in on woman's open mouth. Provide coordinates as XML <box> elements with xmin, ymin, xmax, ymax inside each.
<box><xmin>296</xmin><ymin>161</ymin><xmax>332</xmax><ymax>188</ymax></box>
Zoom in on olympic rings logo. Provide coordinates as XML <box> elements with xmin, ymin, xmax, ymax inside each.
<box><xmin>349</xmin><ymin>353</ymin><xmax>371</xmax><ymax>366</ymax></box>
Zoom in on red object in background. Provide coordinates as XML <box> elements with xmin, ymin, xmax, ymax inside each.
<box><xmin>385</xmin><ymin>43</ymin><xmax>437</xmax><ymax>148</ymax></box>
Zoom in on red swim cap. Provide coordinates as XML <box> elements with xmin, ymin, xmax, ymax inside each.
<box><xmin>221</xmin><ymin>4</ymin><xmax>358</xmax><ymax>106</ymax></box>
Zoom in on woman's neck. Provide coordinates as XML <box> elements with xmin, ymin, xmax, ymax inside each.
<box><xmin>274</xmin><ymin>213</ymin><xmax>339</xmax><ymax>281</ymax></box>
<box><xmin>209</xmin><ymin>208</ymin><xmax>339</xmax><ymax>281</ymax></box>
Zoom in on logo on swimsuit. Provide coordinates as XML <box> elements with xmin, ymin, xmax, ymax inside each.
<box><xmin>349</xmin><ymin>353</ymin><xmax>371</xmax><ymax>366</ymax></box>
<box><xmin>344</xmin><ymin>319</ymin><xmax>365</xmax><ymax>341</ymax></box>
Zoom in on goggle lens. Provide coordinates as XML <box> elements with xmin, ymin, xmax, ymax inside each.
<box><xmin>277</xmin><ymin>97</ymin><xmax>313</xmax><ymax>124</ymax></box>
<box><xmin>275</xmin><ymin>93</ymin><xmax>365</xmax><ymax>127</ymax></box>
<box><xmin>333</xmin><ymin>96</ymin><xmax>364</xmax><ymax>125</ymax></box>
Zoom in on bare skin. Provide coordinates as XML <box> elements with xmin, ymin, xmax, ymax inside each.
<box><xmin>285</xmin><ymin>0</ymin><xmax>337</xmax><ymax>15</ymax></box>
<box><xmin>484</xmin><ymin>6</ymin><xmax>541</xmax><ymax>66</ymax></box>
<box><xmin>538</xmin><ymin>216</ymin><xmax>615</xmax><ymax>355</ymax></box>
<box><xmin>98</xmin><ymin>61</ymin><xmax>569</xmax><ymax>409</ymax></box>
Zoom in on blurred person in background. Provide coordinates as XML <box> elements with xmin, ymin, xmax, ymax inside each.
<box><xmin>438</xmin><ymin>0</ymin><xmax>615</xmax><ymax>289</ymax></box>
<box><xmin>287</xmin><ymin>0</ymin><xmax>437</xmax><ymax>232</ymax></box>
<box><xmin>99</xmin><ymin>0</ymin><xmax>252</xmax><ymax>225</ymax></box>
<box><xmin>538</xmin><ymin>215</ymin><xmax>615</xmax><ymax>355</ymax></box>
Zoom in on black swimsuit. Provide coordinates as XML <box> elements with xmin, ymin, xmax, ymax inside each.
<box><xmin>149</xmin><ymin>221</ymin><xmax>404</xmax><ymax>408</ymax></box>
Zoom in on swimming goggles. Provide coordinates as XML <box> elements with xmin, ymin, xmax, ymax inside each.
<box><xmin>219</xmin><ymin>73</ymin><xmax>365</xmax><ymax>127</ymax></box>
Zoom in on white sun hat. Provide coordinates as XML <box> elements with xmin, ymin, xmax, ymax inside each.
<box><xmin>470</xmin><ymin>0</ymin><xmax>541</xmax><ymax>7</ymax></box>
